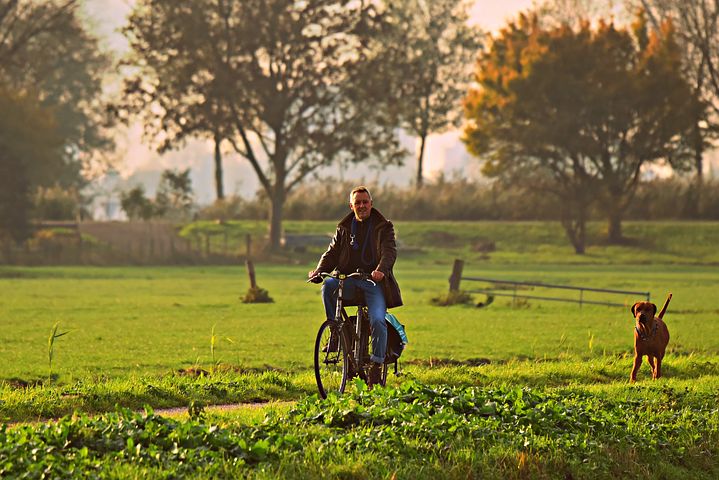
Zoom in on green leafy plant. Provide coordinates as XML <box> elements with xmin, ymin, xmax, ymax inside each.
<box><xmin>47</xmin><ymin>322</ymin><xmax>69</xmax><ymax>379</ymax></box>
<box><xmin>187</xmin><ymin>400</ymin><xmax>206</xmax><ymax>421</ymax></box>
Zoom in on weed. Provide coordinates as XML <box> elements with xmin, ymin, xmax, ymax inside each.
<box><xmin>511</xmin><ymin>297</ymin><xmax>531</xmax><ymax>309</ymax></box>
<box><xmin>188</xmin><ymin>400</ymin><xmax>206</xmax><ymax>421</ymax></box>
<box><xmin>47</xmin><ymin>322</ymin><xmax>69</xmax><ymax>380</ymax></box>
<box><xmin>242</xmin><ymin>286</ymin><xmax>273</xmax><ymax>303</ymax></box>
<box><xmin>430</xmin><ymin>290</ymin><xmax>473</xmax><ymax>306</ymax></box>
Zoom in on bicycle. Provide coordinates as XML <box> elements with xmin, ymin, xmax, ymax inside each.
<box><xmin>309</xmin><ymin>271</ymin><xmax>389</xmax><ymax>398</ymax></box>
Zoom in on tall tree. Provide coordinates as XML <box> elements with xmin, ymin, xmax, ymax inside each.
<box><xmin>121</xmin><ymin>0</ymin><xmax>405</xmax><ymax>250</ymax></box>
<box><xmin>0</xmin><ymin>0</ymin><xmax>113</xmax><ymax>185</ymax></box>
<box><xmin>377</xmin><ymin>0</ymin><xmax>482</xmax><ymax>188</ymax></box>
<box><xmin>464</xmin><ymin>13</ymin><xmax>694</xmax><ymax>251</ymax></box>
<box><xmin>0</xmin><ymin>87</ymin><xmax>63</xmax><ymax>243</ymax></box>
<box><xmin>637</xmin><ymin>0</ymin><xmax>719</xmax><ymax>196</ymax></box>
<box><xmin>155</xmin><ymin>168</ymin><xmax>195</xmax><ymax>221</ymax></box>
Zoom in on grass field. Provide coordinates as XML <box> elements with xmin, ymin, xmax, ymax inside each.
<box><xmin>1</xmin><ymin>221</ymin><xmax>719</xmax><ymax>478</ymax></box>
<box><xmin>1</xmin><ymin>262</ymin><xmax>717</xmax><ymax>381</ymax></box>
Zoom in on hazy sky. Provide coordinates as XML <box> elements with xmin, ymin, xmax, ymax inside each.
<box><xmin>79</xmin><ymin>0</ymin><xmax>536</xmax><ymax>202</ymax></box>
<box><xmin>82</xmin><ymin>0</ymin><xmax>536</xmax><ymax>48</ymax></box>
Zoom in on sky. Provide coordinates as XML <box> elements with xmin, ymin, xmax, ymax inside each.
<box><xmin>78</xmin><ymin>0</ymin><xmax>536</xmax><ymax>205</ymax></box>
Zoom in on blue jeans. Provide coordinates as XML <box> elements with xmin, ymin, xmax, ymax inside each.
<box><xmin>322</xmin><ymin>277</ymin><xmax>387</xmax><ymax>364</ymax></box>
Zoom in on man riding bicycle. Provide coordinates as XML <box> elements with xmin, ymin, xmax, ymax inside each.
<box><xmin>308</xmin><ymin>186</ymin><xmax>403</xmax><ymax>387</ymax></box>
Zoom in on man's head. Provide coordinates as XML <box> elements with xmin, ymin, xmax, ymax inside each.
<box><xmin>349</xmin><ymin>186</ymin><xmax>372</xmax><ymax>221</ymax></box>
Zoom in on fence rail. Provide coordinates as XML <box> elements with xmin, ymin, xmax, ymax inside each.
<box><xmin>448</xmin><ymin>259</ymin><xmax>650</xmax><ymax>308</ymax></box>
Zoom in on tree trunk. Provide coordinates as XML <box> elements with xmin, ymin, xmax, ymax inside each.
<box><xmin>268</xmin><ymin>187</ymin><xmax>285</xmax><ymax>252</ymax></box>
<box><xmin>560</xmin><ymin>211</ymin><xmax>586</xmax><ymax>254</ymax></box>
<box><xmin>416</xmin><ymin>134</ymin><xmax>426</xmax><ymax>189</ymax></box>
<box><xmin>689</xmin><ymin>120</ymin><xmax>704</xmax><ymax>218</ymax></box>
<box><xmin>214</xmin><ymin>134</ymin><xmax>224</xmax><ymax>200</ymax></box>
<box><xmin>607</xmin><ymin>210</ymin><xmax>623</xmax><ymax>244</ymax></box>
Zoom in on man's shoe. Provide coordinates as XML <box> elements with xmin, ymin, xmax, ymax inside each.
<box><xmin>368</xmin><ymin>362</ymin><xmax>383</xmax><ymax>388</ymax></box>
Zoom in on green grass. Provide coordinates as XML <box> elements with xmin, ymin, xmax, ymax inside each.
<box><xmin>182</xmin><ymin>219</ymin><xmax>719</xmax><ymax>264</ymax></box>
<box><xmin>2</xmin><ymin>220</ymin><xmax>719</xmax><ymax>477</ymax></box>
<box><xmin>2</xmin><ymin>377</ymin><xmax>718</xmax><ymax>479</ymax></box>
<box><xmin>0</xmin><ymin>260</ymin><xmax>717</xmax><ymax>381</ymax></box>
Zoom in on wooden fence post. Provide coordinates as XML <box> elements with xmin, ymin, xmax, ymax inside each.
<box><xmin>449</xmin><ymin>259</ymin><xmax>464</xmax><ymax>292</ymax></box>
<box><xmin>246</xmin><ymin>259</ymin><xmax>257</xmax><ymax>289</ymax></box>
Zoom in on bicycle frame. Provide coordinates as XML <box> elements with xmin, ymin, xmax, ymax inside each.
<box><xmin>321</xmin><ymin>272</ymin><xmax>374</xmax><ymax>380</ymax></box>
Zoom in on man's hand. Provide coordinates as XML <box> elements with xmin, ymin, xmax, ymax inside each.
<box><xmin>371</xmin><ymin>270</ymin><xmax>384</xmax><ymax>282</ymax></box>
<box><xmin>307</xmin><ymin>269</ymin><xmax>323</xmax><ymax>284</ymax></box>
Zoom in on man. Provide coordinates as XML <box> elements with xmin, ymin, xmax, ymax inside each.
<box><xmin>308</xmin><ymin>186</ymin><xmax>402</xmax><ymax>386</ymax></box>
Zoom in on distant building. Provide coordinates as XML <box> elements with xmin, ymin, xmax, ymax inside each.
<box><xmin>86</xmin><ymin>169</ymin><xmax>127</xmax><ymax>221</ymax></box>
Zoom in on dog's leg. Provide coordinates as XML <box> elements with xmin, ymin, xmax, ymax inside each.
<box><xmin>654</xmin><ymin>357</ymin><xmax>662</xmax><ymax>379</ymax></box>
<box><xmin>647</xmin><ymin>356</ymin><xmax>656</xmax><ymax>378</ymax></box>
<box><xmin>630</xmin><ymin>354</ymin><xmax>642</xmax><ymax>383</ymax></box>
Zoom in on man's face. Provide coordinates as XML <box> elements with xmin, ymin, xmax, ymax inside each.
<box><xmin>350</xmin><ymin>191</ymin><xmax>372</xmax><ymax>221</ymax></box>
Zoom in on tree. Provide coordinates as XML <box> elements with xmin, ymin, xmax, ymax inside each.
<box><xmin>0</xmin><ymin>87</ymin><xmax>63</xmax><ymax>243</ymax></box>
<box><xmin>638</xmin><ymin>0</ymin><xmax>719</xmax><ymax>116</ymax></box>
<box><xmin>120</xmin><ymin>185</ymin><xmax>155</xmax><ymax>221</ymax></box>
<box><xmin>0</xmin><ymin>0</ymin><xmax>113</xmax><ymax>186</ymax></box>
<box><xmin>155</xmin><ymin>168</ymin><xmax>195</xmax><ymax>221</ymax></box>
<box><xmin>463</xmin><ymin>13</ymin><xmax>695</xmax><ymax>252</ymax></box>
<box><xmin>376</xmin><ymin>0</ymin><xmax>482</xmax><ymax>188</ymax></box>
<box><xmin>121</xmin><ymin>0</ymin><xmax>405</xmax><ymax>250</ymax></box>
<box><xmin>637</xmin><ymin>0</ymin><xmax>719</xmax><ymax>213</ymax></box>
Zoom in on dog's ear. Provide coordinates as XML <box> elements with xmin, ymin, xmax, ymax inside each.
<box><xmin>631</xmin><ymin>302</ymin><xmax>639</xmax><ymax>317</ymax></box>
<box><xmin>651</xmin><ymin>303</ymin><xmax>657</xmax><ymax>318</ymax></box>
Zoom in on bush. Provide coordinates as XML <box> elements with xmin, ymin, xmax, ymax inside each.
<box><xmin>195</xmin><ymin>176</ymin><xmax>719</xmax><ymax>222</ymax></box>
<box><xmin>33</xmin><ymin>186</ymin><xmax>81</xmax><ymax>220</ymax></box>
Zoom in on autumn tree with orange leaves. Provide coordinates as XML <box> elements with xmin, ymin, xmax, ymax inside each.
<box><xmin>463</xmin><ymin>13</ymin><xmax>695</xmax><ymax>253</ymax></box>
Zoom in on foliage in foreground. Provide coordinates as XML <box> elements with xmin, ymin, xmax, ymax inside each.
<box><xmin>2</xmin><ymin>380</ymin><xmax>718</xmax><ymax>479</ymax></box>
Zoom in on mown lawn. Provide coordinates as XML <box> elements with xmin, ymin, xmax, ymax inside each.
<box><xmin>1</xmin><ymin>220</ymin><xmax>719</xmax><ymax>478</ymax></box>
<box><xmin>0</xmin><ymin>261</ymin><xmax>717</xmax><ymax>381</ymax></box>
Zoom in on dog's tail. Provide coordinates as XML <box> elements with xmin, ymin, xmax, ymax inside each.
<box><xmin>657</xmin><ymin>293</ymin><xmax>672</xmax><ymax>320</ymax></box>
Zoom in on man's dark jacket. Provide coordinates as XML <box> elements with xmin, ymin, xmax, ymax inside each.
<box><xmin>314</xmin><ymin>208</ymin><xmax>403</xmax><ymax>309</ymax></box>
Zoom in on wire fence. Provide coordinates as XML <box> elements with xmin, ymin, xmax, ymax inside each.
<box><xmin>448</xmin><ymin>259</ymin><xmax>650</xmax><ymax>308</ymax></box>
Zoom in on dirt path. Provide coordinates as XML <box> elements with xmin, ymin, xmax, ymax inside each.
<box><xmin>6</xmin><ymin>401</ymin><xmax>296</xmax><ymax>428</ymax></box>
<box><xmin>154</xmin><ymin>400</ymin><xmax>295</xmax><ymax>418</ymax></box>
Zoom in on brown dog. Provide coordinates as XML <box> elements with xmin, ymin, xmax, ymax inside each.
<box><xmin>630</xmin><ymin>294</ymin><xmax>671</xmax><ymax>383</ymax></box>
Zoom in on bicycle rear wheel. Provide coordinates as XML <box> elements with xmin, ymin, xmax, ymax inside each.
<box><xmin>314</xmin><ymin>320</ymin><xmax>348</xmax><ymax>398</ymax></box>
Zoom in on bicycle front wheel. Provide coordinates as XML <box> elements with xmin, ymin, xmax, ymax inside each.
<box><xmin>314</xmin><ymin>320</ymin><xmax>348</xmax><ymax>398</ymax></box>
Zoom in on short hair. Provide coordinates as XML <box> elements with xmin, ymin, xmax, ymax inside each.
<box><xmin>349</xmin><ymin>186</ymin><xmax>372</xmax><ymax>202</ymax></box>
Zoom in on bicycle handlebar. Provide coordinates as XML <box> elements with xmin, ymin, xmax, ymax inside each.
<box><xmin>307</xmin><ymin>271</ymin><xmax>376</xmax><ymax>286</ymax></box>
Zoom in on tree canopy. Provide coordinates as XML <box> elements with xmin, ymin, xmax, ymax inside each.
<box><xmin>0</xmin><ymin>0</ymin><xmax>110</xmax><ymax>242</ymax></box>
<box><xmin>0</xmin><ymin>87</ymin><xmax>63</xmax><ymax>242</ymax></box>
<box><xmin>463</xmin><ymin>13</ymin><xmax>695</xmax><ymax>252</ymax></box>
<box><xmin>120</xmin><ymin>0</ymin><xmax>405</xmax><ymax>250</ymax></box>
<box><xmin>0</xmin><ymin>0</ymin><xmax>113</xmax><ymax>184</ymax></box>
<box><xmin>375</xmin><ymin>0</ymin><xmax>482</xmax><ymax>187</ymax></box>
<box><xmin>638</xmin><ymin>0</ymin><xmax>719</xmax><ymax>185</ymax></box>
